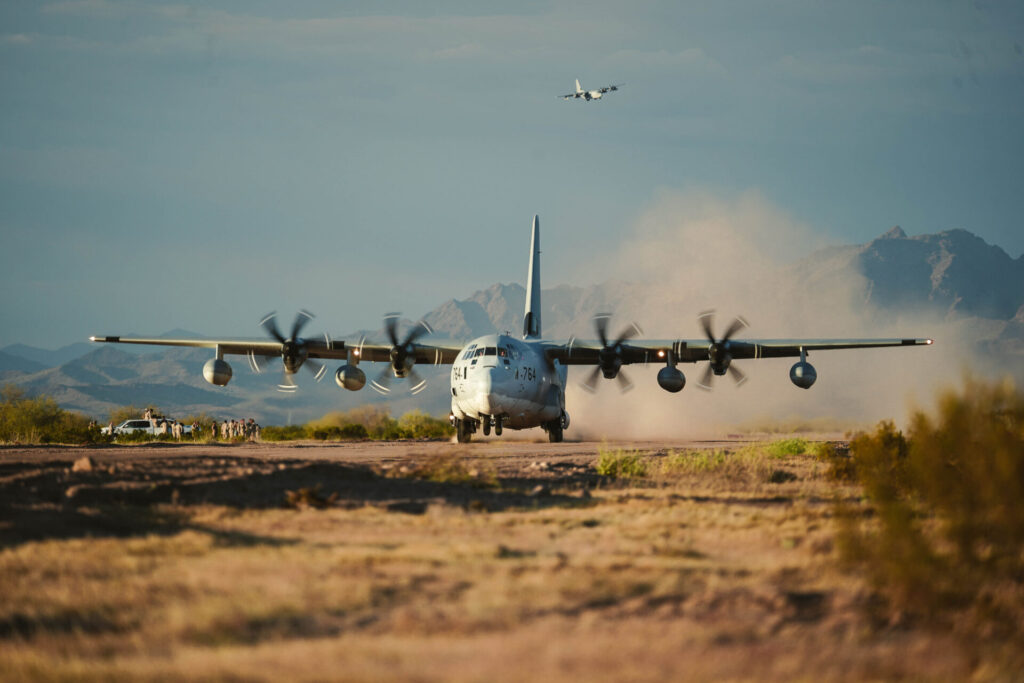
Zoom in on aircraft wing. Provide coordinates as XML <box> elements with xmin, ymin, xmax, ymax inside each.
<box><xmin>562</xmin><ymin>93</ymin><xmax>579</xmax><ymax>99</ymax></box>
<box><xmin>542</xmin><ymin>337</ymin><xmax>933</xmax><ymax>365</ymax></box>
<box><xmin>598</xmin><ymin>84</ymin><xmax>623</xmax><ymax>93</ymax></box>
<box><xmin>88</xmin><ymin>335</ymin><xmax>464</xmax><ymax>365</ymax></box>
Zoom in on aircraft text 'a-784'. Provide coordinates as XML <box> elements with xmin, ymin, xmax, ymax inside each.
<box><xmin>90</xmin><ymin>216</ymin><xmax>933</xmax><ymax>443</ymax></box>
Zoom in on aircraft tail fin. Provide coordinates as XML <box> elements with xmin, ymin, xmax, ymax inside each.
<box><xmin>523</xmin><ymin>215</ymin><xmax>542</xmax><ymax>339</ymax></box>
<box><xmin>575</xmin><ymin>78</ymin><xmax>583</xmax><ymax>93</ymax></box>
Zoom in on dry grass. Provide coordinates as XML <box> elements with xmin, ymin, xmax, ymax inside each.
<box><xmin>0</xmin><ymin>437</ymin><xmax>1015</xmax><ymax>681</ymax></box>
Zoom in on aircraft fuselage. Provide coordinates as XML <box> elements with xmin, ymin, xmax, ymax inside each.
<box><xmin>449</xmin><ymin>333</ymin><xmax>567</xmax><ymax>430</ymax></box>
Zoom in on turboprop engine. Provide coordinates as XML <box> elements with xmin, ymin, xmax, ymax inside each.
<box><xmin>657</xmin><ymin>366</ymin><xmax>686</xmax><ymax>393</ymax></box>
<box><xmin>335</xmin><ymin>365</ymin><xmax>366</xmax><ymax>391</ymax></box>
<box><xmin>203</xmin><ymin>358</ymin><xmax>232</xmax><ymax>386</ymax></box>
<box><xmin>789</xmin><ymin>361</ymin><xmax>817</xmax><ymax>389</ymax></box>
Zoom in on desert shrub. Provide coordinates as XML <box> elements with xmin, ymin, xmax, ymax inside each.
<box><xmin>596</xmin><ymin>448</ymin><xmax>648</xmax><ymax>479</ymax></box>
<box><xmin>837</xmin><ymin>377</ymin><xmax>1024</xmax><ymax>638</ymax></box>
<box><xmin>310</xmin><ymin>424</ymin><xmax>369</xmax><ymax>440</ymax></box>
<box><xmin>398</xmin><ymin>410</ymin><xmax>454</xmax><ymax>439</ymax></box>
<box><xmin>661</xmin><ymin>449</ymin><xmax>729</xmax><ymax>474</ymax></box>
<box><xmin>765</xmin><ymin>437</ymin><xmax>811</xmax><ymax>457</ymax></box>
<box><xmin>302</xmin><ymin>408</ymin><xmax>453</xmax><ymax>441</ymax></box>
<box><xmin>339</xmin><ymin>423</ymin><xmax>369</xmax><ymax>439</ymax></box>
<box><xmin>812</xmin><ymin>441</ymin><xmax>858</xmax><ymax>482</ymax></box>
<box><xmin>0</xmin><ymin>385</ymin><xmax>104</xmax><ymax>444</ymax></box>
<box><xmin>261</xmin><ymin>425</ymin><xmax>309</xmax><ymax>441</ymax></box>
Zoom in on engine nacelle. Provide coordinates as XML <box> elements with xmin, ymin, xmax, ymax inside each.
<box><xmin>203</xmin><ymin>358</ymin><xmax>232</xmax><ymax>386</ymax></box>
<box><xmin>789</xmin><ymin>361</ymin><xmax>817</xmax><ymax>389</ymax></box>
<box><xmin>335</xmin><ymin>364</ymin><xmax>366</xmax><ymax>391</ymax></box>
<box><xmin>657</xmin><ymin>366</ymin><xmax>686</xmax><ymax>393</ymax></box>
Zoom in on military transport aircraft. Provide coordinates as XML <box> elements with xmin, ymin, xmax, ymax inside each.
<box><xmin>90</xmin><ymin>216</ymin><xmax>932</xmax><ymax>443</ymax></box>
<box><xmin>562</xmin><ymin>79</ymin><xmax>623</xmax><ymax>101</ymax></box>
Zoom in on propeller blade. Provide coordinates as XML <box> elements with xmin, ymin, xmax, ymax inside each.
<box><xmin>581</xmin><ymin>366</ymin><xmax>602</xmax><ymax>393</ymax></box>
<box><xmin>250</xmin><ymin>353</ymin><xmax>275</xmax><ymax>375</ymax></box>
<box><xmin>260</xmin><ymin>312</ymin><xmax>286</xmax><ymax>344</ymax></box>
<box><xmin>728</xmin><ymin>363</ymin><xmax>747</xmax><ymax>387</ymax></box>
<box><xmin>370</xmin><ymin>366</ymin><xmax>393</xmax><ymax>394</ymax></box>
<box><xmin>304</xmin><ymin>358</ymin><xmax>327</xmax><ymax>382</ymax></box>
<box><xmin>615</xmin><ymin>370</ymin><xmax>634</xmax><ymax>393</ymax></box>
<box><xmin>697</xmin><ymin>363</ymin><xmax>715</xmax><ymax>391</ymax></box>
<box><xmin>402</xmin><ymin>319</ymin><xmax>433</xmax><ymax>347</ymax></box>
<box><xmin>698</xmin><ymin>310</ymin><xmax>716</xmax><ymax>343</ymax></box>
<box><xmin>593</xmin><ymin>313</ymin><xmax>612</xmax><ymax>347</ymax></box>
<box><xmin>613</xmin><ymin>322</ymin><xmax>643</xmax><ymax>347</ymax></box>
<box><xmin>408</xmin><ymin>367</ymin><xmax>428</xmax><ymax>395</ymax></box>
<box><xmin>290</xmin><ymin>309</ymin><xmax>315</xmax><ymax>341</ymax></box>
<box><xmin>722</xmin><ymin>316</ymin><xmax>749</xmax><ymax>343</ymax></box>
<box><xmin>277</xmin><ymin>370</ymin><xmax>298</xmax><ymax>393</ymax></box>
<box><xmin>383</xmin><ymin>313</ymin><xmax>401</xmax><ymax>346</ymax></box>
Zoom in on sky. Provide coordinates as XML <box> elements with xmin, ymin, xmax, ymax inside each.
<box><xmin>2</xmin><ymin>0</ymin><xmax>1023</xmax><ymax>349</ymax></box>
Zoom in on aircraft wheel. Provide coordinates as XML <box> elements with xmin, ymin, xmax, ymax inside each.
<box><xmin>482</xmin><ymin>417</ymin><xmax>491</xmax><ymax>437</ymax></box>
<box><xmin>495</xmin><ymin>418</ymin><xmax>503</xmax><ymax>436</ymax></box>
<box><xmin>547</xmin><ymin>420</ymin><xmax>563</xmax><ymax>443</ymax></box>
<box><xmin>456</xmin><ymin>419</ymin><xmax>472</xmax><ymax>444</ymax></box>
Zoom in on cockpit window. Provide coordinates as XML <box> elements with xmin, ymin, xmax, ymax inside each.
<box><xmin>462</xmin><ymin>344</ymin><xmax>477</xmax><ymax>360</ymax></box>
<box><xmin>498</xmin><ymin>347</ymin><xmax>509</xmax><ymax>358</ymax></box>
<box><xmin>483</xmin><ymin>347</ymin><xmax>497</xmax><ymax>356</ymax></box>
<box><xmin>473</xmin><ymin>348</ymin><xmax>485</xmax><ymax>358</ymax></box>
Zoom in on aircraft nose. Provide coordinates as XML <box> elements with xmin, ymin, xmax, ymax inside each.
<box><xmin>469</xmin><ymin>367</ymin><xmax>506</xmax><ymax>415</ymax></box>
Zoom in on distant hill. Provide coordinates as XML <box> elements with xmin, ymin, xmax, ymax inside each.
<box><xmin>3</xmin><ymin>226</ymin><xmax>1021</xmax><ymax>423</ymax></box>
<box><xmin>791</xmin><ymin>227</ymin><xmax>1024</xmax><ymax>320</ymax></box>
<box><xmin>1</xmin><ymin>342</ymin><xmax>95</xmax><ymax>368</ymax></box>
<box><xmin>0</xmin><ymin>350</ymin><xmax>47</xmax><ymax>378</ymax></box>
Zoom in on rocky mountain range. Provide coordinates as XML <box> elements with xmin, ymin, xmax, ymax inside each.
<box><xmin>3</xmin><ymin>227</ymin><xmax>1021</xmax><ymax>425</ymax></box>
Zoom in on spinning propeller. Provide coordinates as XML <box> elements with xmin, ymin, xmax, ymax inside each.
<box><xmin>580</xmin><ymin>313</ymin><xmax>643</xmax><ymax>393</ymax></box>
<box><xmin>697</xmin><ymin>310</ymin><xmax>748</xmax><ymax>391</ymax></box>
<box><xmin>255</xmin><ymin>310</ymin><xmax>328</xmax><ymax>392</ymax></box>
<box><xmin>369</xmin><ymin>313</ymin><xmax>432</xmax><ymax>396</ymax></box>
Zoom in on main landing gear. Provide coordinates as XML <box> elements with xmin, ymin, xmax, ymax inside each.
<box><xmin>451</xmin><ymin>414</ymin><xmax>477</xmax><ymax>444</ymax></box>
<box><xmin>545</xmin><ymin>419</ymin><xmax>563</xmax><ymax>443</ymax></box>
<box><xmin>455</xmin><ymin>418</ymin><xmax>475</xmax><ymax>443</ymax></box>
<box><xmin>543</xmin><ymin>410</ymin><xmax>569</xmax><ymax>443</ymax></box>
<box><xmin>481</xmin><ymin>415</ymin><xmax>503</xmax><ymax>437</ymax></box>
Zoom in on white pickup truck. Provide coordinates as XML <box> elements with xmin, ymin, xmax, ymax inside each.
<box><xmin>102</xmin><ymin>419</ymin><xmax>192</xmax><ymax>436</ymax></box>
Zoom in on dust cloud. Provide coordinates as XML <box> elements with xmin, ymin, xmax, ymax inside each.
<box><xmin>566</xmin><ymin>188</ymin><xmax>985</xmax><ymax>440</ymax></box>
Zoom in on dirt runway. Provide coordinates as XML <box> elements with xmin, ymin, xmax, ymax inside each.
<box><xmin>0</xmin><ymin>438</ymin><xmax>989</xmax><ymax>681</ymax></box>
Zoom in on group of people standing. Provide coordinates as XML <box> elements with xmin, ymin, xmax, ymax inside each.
<box><xmin>213</xmin><ymin>418</ymin><xmax>261</xmax><ymax>442</ymax></box>
<box><xmin>140</xmin><ymin>408</ymin><xmax>194</xmax><ymax>440</ymax></box>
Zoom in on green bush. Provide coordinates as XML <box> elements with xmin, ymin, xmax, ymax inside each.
<box><xmin>661</xmin><ymin>449</ymin><xmax>729</xmax><ymax>474</ymax></box>
<box><xmin>261</xmin><ymin>425</ymin><xmax>309</xmax><ymax>441</ymax></box>
<box><xmin>765</xmin><ymin>437</ymin><xmax>811</xmax><ymax>457</ymax></box>
<box><xmin>595</xmin><ymin>448</ymin><xmax>648</xmax><ymax>479</ymax></box>
<box><xmin>0</xmin><ymin>385</ymin><xmax>105</xmax><ymax>444</ymax></box>
<box><xmin>399</xmin><ymin>410</ymin><xmax>454</xmax><ymax>439</ymax></box>
<box><xmin>837</xmin><ymin>377</ymin><xmax>1024</xmax><ymax>638</ymax></box>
